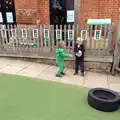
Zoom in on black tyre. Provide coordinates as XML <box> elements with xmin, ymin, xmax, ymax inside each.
<box><xmin>118</xmin><ymin>94</ymin><xmax>120</xmax><ymax>105</ymax></box>
<box><xmin>88</xmin><ymin>88</ymin><xmax>120</xmax><ymax>112</ymax></box>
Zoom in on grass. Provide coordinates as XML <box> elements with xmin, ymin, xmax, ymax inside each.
<box><xmin>0</xmin><ymin>74</ymin><xmax>120</xmax><ymax>120</ymax></box>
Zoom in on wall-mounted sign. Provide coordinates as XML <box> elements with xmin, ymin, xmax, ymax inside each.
<box><xmin>11</xmin><ymin>29</ymin><xmax>17</xmax><ymax>38</ymax></box>
<box><xmin>56</xmin><ymin>29</ymin><xmax>62</xmax><ymax>39</ymax></box>
<box><xmin>6</xmin><ymin>12</ymin><xmax>13</xmax><ymax>23</ymax></box>
<box><xmin>0</xmin><ymin>12</ymin><xmax>3</xmax><ymax>23</ymax></box>
<box><xmin>67</xmin><ymin>10</ymin><xmax>74</xmax><ymax>23</ymax></box>
<box><xmin>94</xmin><ymin>30</ymin><xmax>102</xmax><ymax>40</ymax></box>
<box><xmin>44</xmin><ymin>29</ymin><xmax>49</xmax><ymax>40</ymax></box>
<box><xmin>81</xmin><ymin>30</ymin><xmax>87</xmax><ymax>40</ymax></box>
<box><xmin>22</xmin><ymin>29</ymin><xmax>27</xmax><ymax>39</ymax></box>
<box><xmin>1</xmin><ymin>29</ymin><xmax>7</xmax><ymax>38</ymax></box>
<box><xmin>33</xmin><ymin>29</ymin><xmax>38</xmax><ymax>39</ymax></box>
<box><xmin>68</xmin><ymin>30</ymin><xmax>74</xmax><ymax>40</ymax></box>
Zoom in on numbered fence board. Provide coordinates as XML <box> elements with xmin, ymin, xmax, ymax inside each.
<box><xmin>22</xmin><ymin>29</ymin><xmax>27</xmax><ymax>39</ymax></box>
<box><xmin>56</xmin><ymin>29</ymin><xmax>62</xmax><ymax>39</ymax></box>
<box><xmin>68</xmin><ymin>30</ymin><xmax>74</xmax><ymax>40</ymax></box>
<box><xmin>1</xmin><ymin>29</ymin><xmax>7</xmax><ymax>38</ymax></box>
<box><xmin>81</xmin><ymin>30</ymin><xmax>87</xmax><ymax>40</ymax></box>
<box><xmin>94</xmin><ymin>30</ymin><xmax>102</xmax><ymax>40</ymax></box>
<box><xmin>11</xmin><ymin>29</ymin><xmax>17</xmax><ymax>38</ymax></box>
<box><xmin>44</xmin><ymin>29</ymin><xmax>49</xmax><ymax>40</ymax></box>
<box><xmin>33</xmin><ymin>29</ymin><xmax>38</xmax><ymax>39</ymax></box>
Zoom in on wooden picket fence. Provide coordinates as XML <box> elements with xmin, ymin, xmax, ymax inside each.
<box><xmin>0</xmin><ymin>24</ymin><xmax>114</xmax><ymax>57</ymax></box>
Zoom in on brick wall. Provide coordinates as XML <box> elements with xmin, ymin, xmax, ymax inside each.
<box><xmin>80</xmin><ymin>0</ymin><xmax>119</xmax><ymax>27</ymax></box>
<box><xmin>98</xmin><ymin>0</ymin><xmax>119</xmax><ymax>44</ymax></box>
<box><xmin>37</xmin><ymin>0</ymin><xmax>50</xmax><ymax>25</ymax></box>
<box><xmin>14</xmin><ymin>0</ymin><xmax>119</xmax><ymax>27</ymax></box>
<box><xmin>80</xmin><ymin>0</ymin><xmax>99</xmax><ymax>26</ymax></box>
<box><xmin>98</xmin><ymin>0</ymin><xmax>119</xmax><ymax>24</ymax></box>
<box><xmin>14</xmin><ymin>0</ymin><xmax>38</xmax><ymax>24</ymax></box>
<box><xmin>14</xmin><ymin>0</ymin><xmax>49</xmax><ymax>24</ymax></box>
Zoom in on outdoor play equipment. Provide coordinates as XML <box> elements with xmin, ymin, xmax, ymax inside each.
<box><xmin>1</xmin><ymin>29</ymin><xmax>7</xmax><ymax>38</ymax></box>
<box><xmin>13</xmin><ymin>42</ymin><xmax>39</xmax><ymax>46</ymax></box>
<box><xmin>56</xmin><ymin>29</ymin><xmax>62</xmax><ymax>40</ymax></box>
<box><xmin>81</xmin><ymin>30</ymin><xmax>87</xmax><ymax>40</ymax></box>
<box><xmin>68</xmin><ymin>30</ymin><xmax>74</xmax><ymax>40</ymax></box>
<box><xmin>88</xmin><ymin>88</ymin><xmax>120</xmax><ymax>112</ymax></box>
<box><xmin>87</xmin><ymin>19</ymin><xmax>112</xmax><ymax>40</ymax></box>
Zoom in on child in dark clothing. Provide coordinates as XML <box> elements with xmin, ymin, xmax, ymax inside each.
<box><xmin>74</xmin><ymin>37</ymin><xmax>85</xmax><ymax>76</ymax></box>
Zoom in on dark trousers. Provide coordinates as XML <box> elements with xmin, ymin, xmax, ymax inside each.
<box><xmin>75</xmin><ymin>58</ymin><xmax>84</xmax><ymax>73</ymax></box>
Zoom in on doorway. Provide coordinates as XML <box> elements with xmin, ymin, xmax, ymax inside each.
<box><xmin>0</xmin><ymin>0</ymin><xmax>16</xmax><ymax>43</ymax></box>
<box><xmin>50</xmin><ymin>0</ymin><xmax>74</xmax><ymax>25</ymax></box>
<box><xmin>0</xmin><ymin>0</ymin><xmax>16</xmax><ymax>25</ymax></box>
<box><xmin>50</xmin><ymin>0</ymin><xmax>74</xmax><ymax>46</ymax></box>
<box><xmin>50</xmin><ymin>0</ymin><xmax>66</xmax><ymax>25</ymax></box>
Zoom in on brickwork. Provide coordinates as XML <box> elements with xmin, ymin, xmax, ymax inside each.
<box><xmin>98</xmin><ymin>0</ymin><xmax>119</xmax><ymax>43</ymax></box>
<box><xmin>80</xmin><ymin>0</ymin><xmax>99</xmax><ymax>26</ymax></box>
<box><xmin>80</xmin><ymin>0</ymin><xmax>119</xmax><ymax>27</ymax></box>
<box><xmin>37</xmin><ymin>0</ymin><xmax>50</xmax><ymax>24</ymax></box>
<box><xmin>14</xmin><ymin>0</ymin><xmax>119</xmax><ymax>27</ymax></box>
<box><xmin>14</xmin><ymin>0</ymin><xmax>38</xmax><ymax>24</ymax></box>
<box><xmin>14</xmin><ymin>0</ymin><xmax>49</xmax><ymax>24</ymax></box>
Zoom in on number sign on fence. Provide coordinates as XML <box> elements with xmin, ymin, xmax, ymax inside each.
<box><xmin>22</xmin><ymin>29</ymin><xmax>27</xmax><ymax>39</ymax></box>
<box><xmin>81</xmin><ymin>30</ymin><xmax>87</xmax><ymax>40</ymax></box>
<box><xmin>68</xmin><ymin>30</ymin><xmax>74</xmax><ymax>40</ymax></box>
<box><xmin>11</xmin><ymin>29</ymin><xmax>17</xmax><ymax>38</ymax></box>
<box><xmin>56</xmin><ymin>29</ymin><xmax>62</xmax><ymax>39</ymax></box>
<box><xmin>1</xmin><ymin>29</ymin><xmax>7</xmax><ymax>38</ymax></box>
<box><xmin>33</xmin><ymin>29</ymin><xmax>38</xmax><ymax>39</ymax></box>
<box><xmin>94</xmin><ymin>30</ymin><xmax>102</xmax><ymax>40</ymax></box>
<box><xmin>44</xmin><ymin>29</ymin><xmax>49</xmax><ymax>40</ymax></box>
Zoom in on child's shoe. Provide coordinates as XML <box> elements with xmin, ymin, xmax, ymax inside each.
<box><xmin>56</xmin><ymin>74</ymin><xmax>62</xmax><ymax>77</ymax></box>
<box><xmin>81</xmin><ymin>72</ymin><xmax>84</xmax><ymax>76</ymax></box>
<box><xmin>61</xmin><ymin>72</ymin><xmax>66</xmax><ymax>75</ymax></box>
<box><xmin>74</xmin><ymin>72</ymin><xmax>78</xmax><ymax>75</ymax></box>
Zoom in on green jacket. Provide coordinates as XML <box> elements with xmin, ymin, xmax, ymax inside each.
<box><xmin>56</xmin><ymin>48</ymin><xmax>70</xmax><ymax>64</ymax></box>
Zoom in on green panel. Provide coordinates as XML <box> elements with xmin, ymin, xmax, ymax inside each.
<box><xmin>87</xmin><ymin>19</ymin><xmax>111</xmax><ymax>25</ymax></box>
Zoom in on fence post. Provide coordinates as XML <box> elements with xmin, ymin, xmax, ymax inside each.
<box><xmin>112</xmin><ymin>16</ymin><xmax>120</xmax><ymax>75</ymax></box>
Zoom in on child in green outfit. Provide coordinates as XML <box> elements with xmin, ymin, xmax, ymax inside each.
<box><xmin>56</xmin><ymin>40</ymin><xmax>72</xmax><ymax>77</ymax></box>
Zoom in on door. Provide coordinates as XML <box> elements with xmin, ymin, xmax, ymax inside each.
<box><xmin>50</xmin><ymin>0</ymin><xmax>74</xmax><ymax>25</ymax></box>
<box><xmin>0</xmin><ymin>0</ymin><xmax>16</xmax><ymax>25</ymax></box>
<box><xmin>50</xmin><ymin>0</ymin><xmax>66</xmax><ymax>25</ymax></box>
<box><xmin>50</xmin><ymin>0</ymin><xmax>74</xmax><ymax>45</ymax></box>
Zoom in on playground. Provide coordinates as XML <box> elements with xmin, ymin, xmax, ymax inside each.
<box><xmin>0</xmin><ymin>73</ymin><xmax>120</xmax><ymax>120</ymax></box>
<box><xmin>0</xmin><ymin>17</ymin><xmax>119</xmax><ymax>119</ymax></box>
<box><xmin>0</xmin><ymin>0</ymin><xmax>120</xmax><ymax>119</ymax></box>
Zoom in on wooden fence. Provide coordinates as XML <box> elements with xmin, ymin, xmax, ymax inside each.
<box><xmin>0</xmin><ymin>24</ymin><xmax>114</xmax><ymax>57</ymax></box>
<box><xmin>112</xmin><ymin>16</ymin><xmax>120</xmax><ymax>75</ymax></box>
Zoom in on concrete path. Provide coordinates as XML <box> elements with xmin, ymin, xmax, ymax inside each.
<box><xmin>0</xmin><ymin>58</ymin><xmax>120</xmax><ymax>92</ymax></box>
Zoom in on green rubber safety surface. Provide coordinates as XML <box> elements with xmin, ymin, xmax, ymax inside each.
<box><xmin>0</xmin><ymin>74</ymin><xmax>120</xmax><ymax>120</ymax></box>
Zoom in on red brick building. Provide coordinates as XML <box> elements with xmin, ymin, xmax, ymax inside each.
<box><xmin>14</xmin><ymin>0</ymin><xmax>119</xmax><ymax>27</ymax></box>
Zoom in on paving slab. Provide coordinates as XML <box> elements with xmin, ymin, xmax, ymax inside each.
<box><xmin>109</xmin><ymin>84</ymin><xmax>120</xmax><ymax>92</ymax></box>
<box><xmin>61</xmin><ymin>69</ymin><xmax>84</xmax><ymax>86</ymax></box>
<box><xmin>27</xmin><ymin>63</ymin><xmax>49</xmax><ymax>72</ymax></box>
<box><xmin>17</xmin><ymin>68</ymin><xmax>43</xmax><ymax>78</ymax></box>
<box><xmin>0</xmin><ymin>58</ymin><xmax>12</xmax><ymax>68</ymax></box>
<box><xmin>84</xmin><ymin>72</ymin><xmax>108</xmax><ymax>88</ymax></box>
<box><xmin>108</xmin><ymin>75</ymin><xmax>120</xmax><ymax>84</ymax></box>
<box><xmin>9</xmin><ymin>60</ymin><xmax>32</xmax><ymax>68</ymax></box>
<box><xmin>38</xmin><ymin>66</ymin><xmax>61</xmax><ymax>81</ymax></box>
<box><xmin>0</xmin><ymin>65</ymin><xmax>22</xmax><ymax>74</ymax></box>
